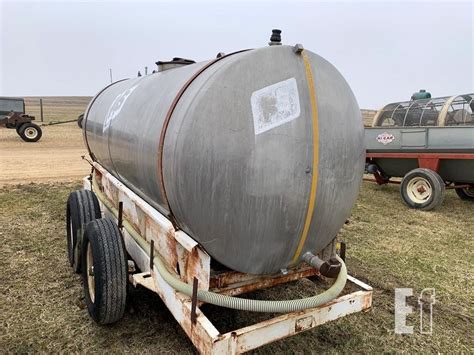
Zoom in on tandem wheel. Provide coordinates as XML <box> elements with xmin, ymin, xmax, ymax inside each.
<box><xmin>66</xmin><ymin>189</ymin><xmax>101</xmax><ymax>273</ymax></box>
<box><xmin>400</xmin><ymin>168</ymin><xmax>445</xmax><ymax>211</ymax></box>
<box><xmin>81</xmin><ymin>218</ymin><xmax>128</xmax><ymax>325</ymax></box>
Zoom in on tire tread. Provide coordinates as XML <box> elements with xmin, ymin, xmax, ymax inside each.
<box><xmin>82</xmin><ymin>218</ymin><xmax>127</xmax><ymax>325</ymax></box>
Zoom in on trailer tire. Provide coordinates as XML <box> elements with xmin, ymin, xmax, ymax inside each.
<box><xmin>15</xmin><ymin>123</ymin><xmax>24</xmax><ymax>134</ymax></box>
<box><xmin>81</xmin><ymin>218</ymin><xmax>127</xmax><ymax>325</ymax></box>
<box><xmin>455</xmin><ymin>184</ymin><xmax>474</xmax><ymax>201</ymax></box>
<box><xmin>66</xmin><ymin>189</ymin><xmax>101</xmax><ymax>273</ymax></box>
<box><xmin>400</xmin><ymin>168</ymin><xmax>445</xmax><ymax>210</ymax></box>
<box><xmin>19</xmin><ymin>122</ymin><xmax>42</xmax><ymax>142</ymax></box>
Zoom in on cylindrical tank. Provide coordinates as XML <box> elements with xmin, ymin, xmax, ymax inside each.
<box><xmin>411</xmin><ymin>89</ymin><xmax>431</xmax><ymax>101</ymax></box>
<box><xmin>84</xmin><ymin>44</ymin><xmax>364</xmax><ymax>275</ymax></box>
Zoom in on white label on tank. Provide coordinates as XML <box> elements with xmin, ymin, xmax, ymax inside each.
<box><xmin>103</xmin><ymin>84</ymin><xmax>138</xmax><ymax>133</ymax></box>
<box><xmin>251</xmin><ymin>78</ymin><xmax>301</xmax><ymax>135</ymax></box>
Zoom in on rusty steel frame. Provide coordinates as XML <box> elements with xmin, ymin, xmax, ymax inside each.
<box><xmin>85</xmin><ymin>162</ymin><xmax>372</xmax><ymax>354</ymax></box>
<box><xmin>0</xmin><ymin>111</ymin><xmax>35</xmax><ymax>129</ymax></box>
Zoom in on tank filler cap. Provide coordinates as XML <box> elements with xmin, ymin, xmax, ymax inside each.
<box><xmin>269</xmin><ymin>29</ymin><xmax>282</xmax><ymax>46</ymax></box>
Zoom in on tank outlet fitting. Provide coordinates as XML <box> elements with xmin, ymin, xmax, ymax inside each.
<box><xmin>303</xmin><ymin>252</ymin><xmax>342</xmax><ymax>278</ymax></box>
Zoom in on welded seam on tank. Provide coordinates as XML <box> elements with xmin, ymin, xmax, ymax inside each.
<box><xmin>291</xmin><ymin>50</ymin><xmax>320</xmax><ymax>264</ymax></box>
<box><xmin>157</xmin><ymin>49</ymin><xmax>251</xmax><ymax>215</ymax></box>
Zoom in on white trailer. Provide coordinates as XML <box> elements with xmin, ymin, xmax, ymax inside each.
<box><xmin>66</xmin><ymin>162</ymin><xmax>372</xmax><ymax>354</ymax></box>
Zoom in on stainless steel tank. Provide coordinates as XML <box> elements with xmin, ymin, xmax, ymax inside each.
<box><xmin>84</xmin><ymin>43</ymin><xmax>364</xmax><ymax>275</ymax></box>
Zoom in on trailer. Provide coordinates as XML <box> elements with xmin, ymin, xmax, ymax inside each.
<box><xmin>0</xmin><ymin>97</ymin><xmax>42</xmax><ymax>142</ymax></box>
<box><xmin>66</xmin><ymin>162</ymin><xmax>372</xmax><ymax>353</ymax></box>
<box><xmin>365</xmin><ymin>126</ymin><xmax>474</xmax><ymax>210</ymax></box>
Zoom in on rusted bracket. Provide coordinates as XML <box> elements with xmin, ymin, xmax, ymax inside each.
<box><xmin>81</xmin><ymin>155</ymin><xmax>94</xmax><ymax>167</ymax></box>
<box><xmin>191</xmin><ymin>277</ymin><xmax>199</xmax><ymax>326</ymax></box>
<box><xmin>85</xmin><ymin>159</ymin><xmax>95</xmax><ymax>191</ymax></box>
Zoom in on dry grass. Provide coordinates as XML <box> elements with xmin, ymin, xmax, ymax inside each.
<box><xmin>1</xmin><ymin>181</ymin><xmax>472</xmax><ymax>353</ymax></box>
<box><xmin>24</xmin><ymin>97</ymin><xmax>92</xmax><ymax>123</ymax></box>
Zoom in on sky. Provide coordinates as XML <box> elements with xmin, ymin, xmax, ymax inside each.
<box><xmin>0</xmin><ymin>0</ymin><xmax>472</xmax><ymax>109</ymax></box>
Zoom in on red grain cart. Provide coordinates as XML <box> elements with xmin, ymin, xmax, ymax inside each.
<box><xmin>365</xmin><ymin>127</ymin><xmax>474</xmax><ymax>210</ymax></box>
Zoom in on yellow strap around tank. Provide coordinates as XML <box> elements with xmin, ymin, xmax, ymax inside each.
<box><xmin>291</xmin><ymin>50</ymin><xmax>320</xmax><ymax>264</ymax></box>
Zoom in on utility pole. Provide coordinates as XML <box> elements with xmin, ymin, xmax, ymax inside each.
<box><xmin>145</xmin><ymin>66</ymin><xmax>148</xmax><ymax>75</ymax></box>
<box><xmin>109</xmin><ymin>68</ymin><xmax>113</xmax><ymax>83</ymax></box>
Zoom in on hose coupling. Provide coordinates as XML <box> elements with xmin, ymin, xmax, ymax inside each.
<box><xmin>303</xmin><ymin>252</ymin><xmax>342</xmax><ymax>278</ymax></box>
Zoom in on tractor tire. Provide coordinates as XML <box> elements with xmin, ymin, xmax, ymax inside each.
<box><xmin>455</xmin><ymin>184</ymin><xmax>474</xmax><ymax>201</ymax></box>
<box><xmin>81</xmin><ymin>218</ymin><xmax>127</xmax><ymax>325</ymax></box>
<box><xmin>66</xmin><ymin>189</ymin><xmax>101</xmax><ymax>273</ymax></box>
<box><xmin>400</xmin><ymin>168</ymin><xmax>445</xmax><ymax>211</ymax></box>
<box><xmin>19</xmin><ymin>122</ymin><xmax>42</xmax><ymax>142</ymax></box>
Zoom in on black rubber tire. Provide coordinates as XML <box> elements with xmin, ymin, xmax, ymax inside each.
<box><xmin>77</xmin><ymin>113</ymin><xmax>84</xmax><ymax>129</ymax></box>
<box><xmin>66</xmin><ymin>189</ymin><xmax>101</xmax><ymax>273</ymax></box>
<box><xmin>15</xmin><ymin>123</ymin><xmax>24</xmax><ymax>134</ymax></box>
<box><xmin>81</xmin><ymin>218</ymin><xmax>127</xmax><ymax>325</ymax></box>
<box><xmin>400</xmin><ymin>168</ymin><xmax>445</xmax><ymax>211</ymax></box>
<box><xmin>455</xmin><ymin>184</ymin><xmax>474</xmax><ymax>201</ymax></box>
<box><xmin>19</xmin><ymin>122</ymin><xmax>42</xmax><ymax>142</ymax></box>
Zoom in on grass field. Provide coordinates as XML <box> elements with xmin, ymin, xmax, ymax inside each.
<box><xmin>24</xmin><ymin>97</ymin><xmax>92</xmax><ymax>123</ymax></box>
<box><xmin>1</xmin><ymin>181</ymin><xmax>472</xmax><ymax>352</ymax></box>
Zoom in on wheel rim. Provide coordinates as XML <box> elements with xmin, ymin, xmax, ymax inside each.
<box><xmin>407</xmin><ymin>177</ymin><xmax>432</xmax><ymax>203</ymax></box>
<box><xmin>87</xmin><ymin>243</ymin><xmax>95</xmax><ymax>303</ymax></box>
<box><xmin>24</xmin><ymin>127</ymin><xmax>38</xmax><ymax>139</ymax></box>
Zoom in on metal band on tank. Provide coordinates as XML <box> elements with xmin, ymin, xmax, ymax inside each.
<box><xmin>83</xmin><ymin>79</ymin><xmax>128</xmax><ymax>161</ymax></box>
<box><xmin>291</xmin><ymin>50</ymin><xmax>320</xmax><ymax>263</ymax></box>
<box><xmin>157</xmin><ymin>49</ymin><xmax>251</xmax><ymax>215</ymax></box>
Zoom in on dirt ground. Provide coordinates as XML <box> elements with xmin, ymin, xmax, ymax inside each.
<box><xmin>0</xmin><ymin>124</ymin><xmax>90</xmax><ymax>186</ymax></box>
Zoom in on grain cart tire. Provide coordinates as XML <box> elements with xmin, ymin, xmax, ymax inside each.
<box><xmin>400</xmin><ymin>168</ymin><xmax>445</xmax><ymax>210</ymax></box>
<box><xmin>455</xmin><ymin>184</ymin><xmax>474</xmax><ymax>201</ymax></box>
<box><xmin>66</xmin><ymin>189</ymin><xmax>101</xmax><ymax>273</ymax></box>
<box><xmin>19</xmin><ymin>122</ymin><xmax>42</xmax><ymax>142</ymax></box>
<box><xmin>81</xmin><ymin>218</ymin><xmax>127</xmax><ymax>325</ymax></box>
